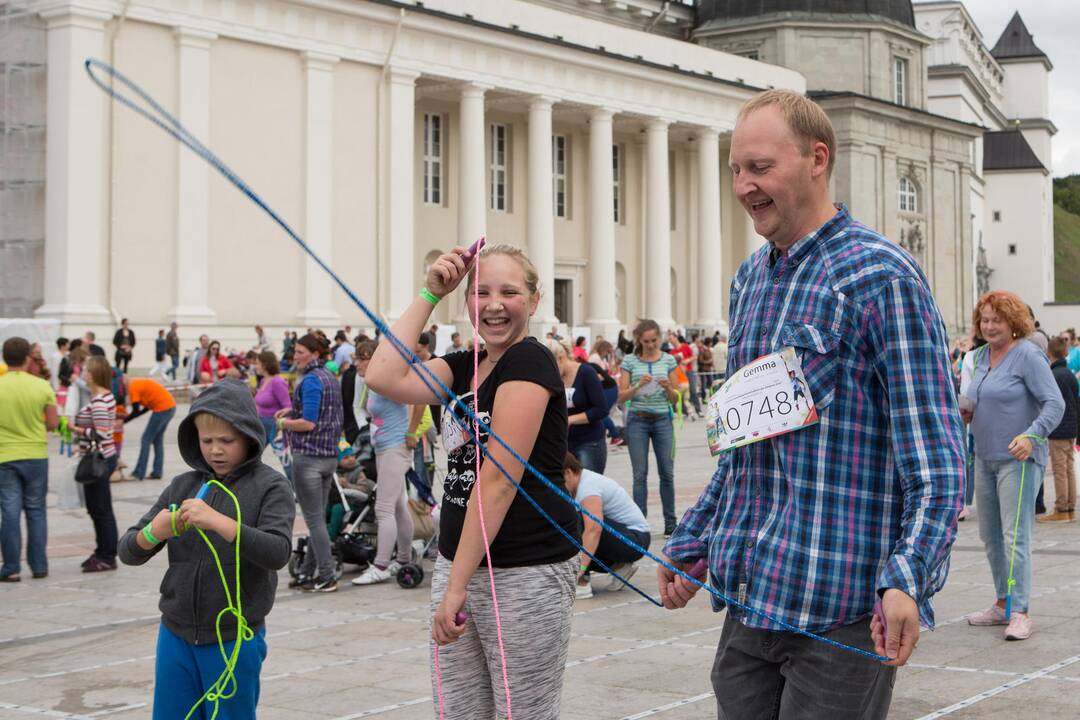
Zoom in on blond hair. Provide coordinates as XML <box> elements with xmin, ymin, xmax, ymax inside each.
<box><xmin>544</xmin><ymin>338</ymin><xmax>570</xmax><ymax>359</ymax></box>
<box><xmin>192</xmin><ymin>411</ymin><xmax>238</xmax><ymax>435</ymax></box>
<box><xmin>465</xmin><ymin>244</ymin><xmax>540</xmax><ymax>297</ymax></box>
<box><xmin>84</xmin><ymin>355</ymin><xmax>113</xmax><ymax>390</ymax></box>
<box><xmin>737</xmin><ymin>89</ymin><xmax>836</xmax><ymax>178</ymax></box>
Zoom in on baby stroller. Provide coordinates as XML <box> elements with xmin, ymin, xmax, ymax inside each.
<box><xmin>288</xmin><ymin>474</ymin><xmax>426</xmax><ymax>589</ymax></box>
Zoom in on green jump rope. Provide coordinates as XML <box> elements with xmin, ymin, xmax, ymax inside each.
<box><xmin>145</xmin><ymin>480</ymin><xmax>250</xmax><ymax>720</ymax></box>
<box><xmin>1004</xmin><ymin>434</ymin><xmax>1045</xmax><ymax>620</ymax></box>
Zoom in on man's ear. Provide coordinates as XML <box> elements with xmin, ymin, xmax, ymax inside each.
<box><xmin>810</xmin><ymin>141</ymin><xmax>830</xmax><ymax>180</ymax></box>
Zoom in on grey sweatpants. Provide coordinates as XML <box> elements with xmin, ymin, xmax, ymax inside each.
<box><xmin>373</xmin><ymin>445</ymin><xmax>414</xmax><ymax>567</ymax></box>
<box><xmin>293</xmin><ymin>453</ymin><xmax>338</xmax><ymax>583</ymax></box>
<box><xmin>429</xmin><ymin>554</ymin><xmax>575</xmax><ymax>719</ymax></box>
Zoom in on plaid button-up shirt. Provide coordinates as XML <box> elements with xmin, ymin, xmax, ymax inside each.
<box><xmin>665</xmin><ymin>205</ymin><xmax>964</xmax><ymax>632</ymax></box>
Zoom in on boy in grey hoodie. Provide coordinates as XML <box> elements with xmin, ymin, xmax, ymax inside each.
<box><xmin>119</xmin><ymin>379</ymin><xmax>295</xmax><ymax>720</ymax></box>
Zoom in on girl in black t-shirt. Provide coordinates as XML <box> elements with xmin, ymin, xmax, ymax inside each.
<box><xmin>366</xmin><ymin>244</ymin><xmax>580</xmax><ymax>719</ymax></box>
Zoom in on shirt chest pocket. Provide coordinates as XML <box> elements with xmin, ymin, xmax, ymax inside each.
<box><xmin>779</xmin><ymin>323</ymin><xmax>840</xmax><ymax>410</ymax></box>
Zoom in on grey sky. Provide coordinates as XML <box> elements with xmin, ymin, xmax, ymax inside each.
<box><xmin>962</xmin><ymin>1</ymin><xmax>1079</xmax><ymax>177</ymax></box>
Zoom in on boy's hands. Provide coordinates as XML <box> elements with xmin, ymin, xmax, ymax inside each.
<box><xmin>150</xmin><ymin>508</ymin><xmax>174</xmax><ymax>540</ymax></box>
<box><xmin>180</xmin><ymin>499</ymin><xmax>237</xmax><ymax>543</ymax></box>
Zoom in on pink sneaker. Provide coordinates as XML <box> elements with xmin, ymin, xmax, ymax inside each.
<box><xmin>967</xmin><ymin>604</ymin><xmax>1008</xmax><ymax>626</ymax></box>
<box><xmin>1004</xmin><ymin>613</ymin><xmax>1033</xmax><ymax>641</ymax></box>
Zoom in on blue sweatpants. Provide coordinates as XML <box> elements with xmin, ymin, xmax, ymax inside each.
<box><xmin>152</xmin><ymin>623</ymin><xmax>267</xmax><ymax>720</ymax></box>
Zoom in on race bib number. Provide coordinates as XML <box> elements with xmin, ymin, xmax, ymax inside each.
<box><xmin>704</xmin><ymin>347</ymin><xmax>818</xmax><ymax>455</ymax></box>
<box><xmin>441</xmin><ymin>397</ymin><xmax>471</xmax><ymax>454</ymax></box>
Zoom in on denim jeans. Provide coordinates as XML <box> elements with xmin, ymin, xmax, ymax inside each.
<box><xmin>134</xmin><ymin>406</ymin><xmax>176</xmax><ymax>478</ymax></box>
<box><xmin>711</xmin><ymin>614</ymin><xmax>895</xmax><ymax>719</ymax></box>
<box><xmin>293</xmin><ymin>453</ymin><xmax>338</xmax><ymax>582</ymax></box>
<box><xmin>83</xmin><ymin>455</ymin><xmax>119</xmax><ymax>562</ymax></box>
<box><xmin>0</xmin><ymin>459</ymin><xmax>49</xmax><ymax>576</ymax></box>
<box><xmin>625</xmin><ymin>412</ymin><xmax>676</xmax><ymax>529</ymax></box>
<box><xmin>975</xmin><ymin>457</ymin><xmax>1043</xmax><ymax>613</ymax></box>
<box><xmin>686</xmin><ymin>370</ymin><xmax>702</xmax><ymax>415</ymax></box>
<box><xmin>168</xmin><ymin>353</ymin><xmax>179</xmax><ymax>381</ymax></box>
<box><xmin>583</xmin><ymin>517</ymin><xmax>650</xmax><ymax>571</ymax></box>
<box><xmin>568</xmin><ymin>437</ymin><xmax>608</xmax><ymax>475</ymax></box>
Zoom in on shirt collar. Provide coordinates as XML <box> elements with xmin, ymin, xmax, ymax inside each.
<box><xmin>767</xmin><ymin>204</ymin><xmax>850</xmax><ymax>267</ymax></box>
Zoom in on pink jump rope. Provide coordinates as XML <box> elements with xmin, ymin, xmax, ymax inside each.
<box><xmin>433</xmin><ymin>237</ymin><xmax>514</xmax><ymax>719</ymax></box>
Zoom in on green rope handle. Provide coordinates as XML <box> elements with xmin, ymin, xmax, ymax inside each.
<box><xmin>184</xmin><ymin>479</ymin><xmax>251</xmax><ymax>720</ymax></box>
<box><xmin>1004</xmin><ymin>434</ymin><xmax>1046</xmax><ymax>619</ymax></box>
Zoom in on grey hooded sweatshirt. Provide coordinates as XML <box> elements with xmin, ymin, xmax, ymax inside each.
<box><xmin>119</xmin><ymin>379</ymin><xmax>295</xmax><ymax>645</ymax></box>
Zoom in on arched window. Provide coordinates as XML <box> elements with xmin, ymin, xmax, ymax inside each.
<box><xmin>898</xmin><ymin>176</ymin><xmax>918</xmax><ymax>213</ymax></box>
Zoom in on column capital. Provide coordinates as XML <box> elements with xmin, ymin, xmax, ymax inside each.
<box><xmin>459</xmin><ymin>82</ymin><xmax>493</xmax><ymax>99</ymax></box>
<box><xmin>694</xmin><ymin>126</ymin><xmax>722</xmax><ymax>141</ymax></box>
<box><xmin>36</xmin><ymin>0</ymin><xmax>120</xmax><ymax>27</ymax></box>
<box><xmin>528</xmin><ymin>95</ymin><xmax>558</xmax><ymax>112</ymax></box>
<box><xmin>646</xmin><ymin>117</ymin><xmax>672</xmax><ymax>132</ymax></box>
<box><xmin>174</xmin><ymin>25</ymin><xmax>218</xmax><ymax>49</ymax></box>
<box><xmin>386</xmin><ymin>66</ymin><xmax>420</xmax><ymax>86</ymax></box>
<box><xmin>588</xmin><ymin>106</ymin><xmax>617</xmax><ymax>122</ymax></box>
<box><xmin>303</xmin><ymin>50</ymin><xmax>340</xmax><ymax>72</ymax></box>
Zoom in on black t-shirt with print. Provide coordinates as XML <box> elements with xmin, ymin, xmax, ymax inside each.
<box><xmin>439</xmin><ymin>338</ymin><xmax>579</xmax><ymax>567</ymax></box>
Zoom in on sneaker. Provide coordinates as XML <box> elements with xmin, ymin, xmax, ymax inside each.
<box><xmin>80</xmin><ymin>555</ymin><xmax>95</xmax><ymax>569</ymax></box>
<box><xmin>1004</xmin><ymin>612</ymin><xmax>1033</xmax><ymax>641</ymax></box>
<box><xmin>288</xmin><ymin>575</ymin><xmax>310</xmax><ymax>589</ymax></box>
<box><xmin>609</xmin><ymin>437</ymin><xmax>624</xmax><ymax>447</ymax></box>
<box><xmin>967</xmin><ymin>604</ymin><xmax>1008</xmax><ymax>626</ymax></box>
<box><xmin>351</xmin><ymin>565</ymin><xmax>392</xmax><ymax>586</ymax></box>
<box><xmin>663</xmin><ymin>525</ymin><xmax>676</xmax><ymax>539</ymax></box>
<box><xmin>607</xmin><ymin>562</ymin><xmax>639</xmax><ymax>592</ymax></box>
<box><xmin>31</xmin><ymin>571</ymin><xmax>47</xmax><ymax>579</ymax></box>
<box><xmin>305</xmin><ymin>578</ymin><xmax>338</xmax><ymax>593</ymax></box>
<box><xmin>575</xmin><ymin>580</ymin><xmax>593</xmax><ymax>600</ymax></box>
<box><xmin>82</xmin><ymin>557</ymin><xmax>117</xmax><ymax>573</ymax></box>
<box><xmin>1036</xmin><ymin>511</ymin><xmax>1072</xmax><ymax>523</ymax></box>
<box><xmin>0</xmin><ymin>574</ymin><xmax>20</xmax><ymax>583</ymax></box>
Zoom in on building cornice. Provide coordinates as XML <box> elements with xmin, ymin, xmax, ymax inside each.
<box><xmin>810</xmin><ymin>90</ymin><xmax>984</xmax><ymax>137</ymax></box>
<box><xmin>927</xmin><ymin>63</ymin><xmax>1009</xmax><ymax>128</ymax></box>
<box><xmin>695</xmin><ymin>15</ymin><xmax>931</xmax><ymax>48</ymax></box>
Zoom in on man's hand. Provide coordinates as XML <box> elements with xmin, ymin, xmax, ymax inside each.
<box><xmin>656</xmin><ymin>554</ymin><xmax>705</xmax><ymax>609</ymax></box>
<box><xmin>870</xmin><ymin>588</ymin><xmax>920</xmax><ymax>667</ymax></box>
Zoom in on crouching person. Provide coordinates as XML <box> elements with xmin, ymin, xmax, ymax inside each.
<box><xmin>118</xmin><ymin>380</ymin><xmax>295</xmax><ymax>720</ymax></box>
<box><xmin>563</xmin><ymin>451</ymin><xmax>651</xmax><ymax>599</ymax></box>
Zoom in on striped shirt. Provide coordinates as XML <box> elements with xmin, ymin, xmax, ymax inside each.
<box><xmin>620</xmin><ymin>353</ymin><xmax>678</xmax><ymax>414</ymax></box>
<box><xmin>76</xmin><ymin>392</ymin><xmax>117</xmax><ymax>458</ymax></box>
<box><xmin>664</xmin><ymin>205</ymin><xmax>964</xmax><ymax>632</ymax></box>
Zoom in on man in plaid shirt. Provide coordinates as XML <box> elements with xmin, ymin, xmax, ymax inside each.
<box><xmin>657</xmin><ymin>90</ymin><xmax>964</xmax><ymax>718</ymax></box>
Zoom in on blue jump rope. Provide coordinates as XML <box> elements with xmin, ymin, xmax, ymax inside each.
<box><xmin>84</xmin><ymin>57</ymin><xmax>891</xmax><ymax>667</ymax></box>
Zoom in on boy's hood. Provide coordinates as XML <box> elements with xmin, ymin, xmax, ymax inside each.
<box><xmin>177</xmin><ymin>379</ymin><xmax>267</xmax><ymax>478</ymax></box>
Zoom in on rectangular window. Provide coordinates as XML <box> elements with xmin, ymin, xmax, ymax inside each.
<box><xmin>422</xmin><ymin>113</ymin><xmax>442</xmax><ymax>206</ymax></box>
<box><xmin>993</xmin><ymin>210</ymin><xmax>1002</xmax><ymax>222</ymax></box>
<box><xmin>1008</xmin><ymin>243</ymin><xmax>1017</xmax><ymax>255</ymax></box>
<box><xmin>553</xmin><ymin>134</ymin><xmax>568</xmax><ymax>218</ymax></box>
<box><xmin>489</xmin><ymin>123</ymin><xmax>508</xmax><ymax>212</ymax></box>
<box><xmin>612</xmin><ymin>143</ymin><xmax>622</xmax><ymax>223</ymax></box>
<box><xmin>894</xmin><ymin>58</ymin><xmax>908</xmax><ymax>106</ymax></box>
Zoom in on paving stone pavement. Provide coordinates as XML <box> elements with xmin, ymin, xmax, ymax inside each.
<box><xmin>1</xmin><ymin>403</ymin><xmax>1078</xmax><ymax>719</ymax></box>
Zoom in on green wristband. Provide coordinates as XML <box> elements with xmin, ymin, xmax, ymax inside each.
<box><xmin>277</xmin><ymin>417</ymin><xmax>285</xmax><ymax>431</ymax></box>
<box><xmin>579</xmin><ymin>564</ymin><xmax>589</xmax><ymax>572</ymax></box>
<box><xmin>142</xmin><ymin>524</ymin><xmax>162</xmax><ymax>546</ymax></box>
<box><xmin>419</xmin><ymin>288</ymin><xmax>441</xmax><ymax>307</ymax></box>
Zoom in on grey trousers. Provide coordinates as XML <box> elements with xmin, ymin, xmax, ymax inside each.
<box><xmin>712</xmin><ymin>613</ymin><xmax>895</xmax><ymax>720</ymax></box>
<box><xmin>430</xmin><ymin>554</ymin><xmax>576</xmax><ymax>719</ymax></box>
<box><xmin>293</xmin><ymin>454</ymin><xmax>338</xmax><ymax>583</ymax></box>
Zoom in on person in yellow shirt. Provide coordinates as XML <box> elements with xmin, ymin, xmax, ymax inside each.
<box><xmin>0</xmin><ymin>337</ymin><xmax>59</xmax><ymax>581</ymax></box>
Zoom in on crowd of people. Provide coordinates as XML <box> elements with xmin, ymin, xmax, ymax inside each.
<box><xmin>0</xmin><ymin>87</ymin><xmax>1078</xmax><ymax>720</ymax></box>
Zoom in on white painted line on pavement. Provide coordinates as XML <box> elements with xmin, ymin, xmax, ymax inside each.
<box><xmin>0</xmin><ymin>702</ymin><xmax>147</xmax><ymax>719</ymax></box>
<box><xmin>621</xmin><ymin>692</ymin><xmax>714</xmax><ymax>719</ymax></box>
<box><xmin>915</xmin><ymin>653</ymin><xmax>1080</xmax><ymax>719</ymax></box>
<box><xmin>332</xmin><ymin>696</ymin><xmax>430</xmax><ymax>719</ymax></box>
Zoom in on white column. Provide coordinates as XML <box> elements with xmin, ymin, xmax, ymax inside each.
<box><xmin>645</xmin><ymin>118</ymin><xmax>674</xmax><ymax>329</ymax></box>
<box><xmin>295</xmin><ymin>52</ymin><xmax>341</xmax><ymax>327</ymax></box>
<box><xmin>527</xmin><ymin>96</ymin><xmax>558</xmax><ymax>336</ymax></box>
<box><xmin>169</xmin><ymin>26</ymin><xmax>217</xmax><ymax>324</ymax></box>
<box><xmin>695</xmin><ymin>127</ymin><xmax>723</xmax><ymax>329</ymax></box>
<box><xmin>35</xmin><ymin>5</ymin><xmax>116</xmax><ymax>324</ymax></box>
<box><xmin>456</xmin><ymin>83</ymin><xmax>488</xmax><ymax>326</ymax></box>
<box><xmin>585</xmin><ymin>107</ymin><xmax>621</xmax><ymax>339</ymax></box>
<box><xmin>383</xmin><ymin>66</ymin><xmax>419</xmax><ymax>323</ymax></box>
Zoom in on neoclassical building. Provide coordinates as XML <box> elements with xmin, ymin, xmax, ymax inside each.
<box><xmin>0</xmin><ymin>0</ymin><xmax>1059</xmax><ymax>362</ymax></box>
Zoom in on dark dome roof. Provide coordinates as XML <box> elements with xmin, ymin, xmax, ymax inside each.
<box><xmin>695</xmin><ymin>0</ymin><xmax>915</xmax><ymax>30</ymax></box>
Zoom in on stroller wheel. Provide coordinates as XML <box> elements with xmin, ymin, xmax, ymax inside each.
<box><xmin>396</xmin><ymin>563</ymin><xmax>424</xmax><ymax>589</ymax></box>
<box><xmin>334</xmin><ymin>558</ymin><xmax>344</xmax><ymax>580</ymax></box>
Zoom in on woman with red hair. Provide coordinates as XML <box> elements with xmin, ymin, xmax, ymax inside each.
<box><xmin>962</xmin><ymin>290</ymin><xmax>1063</xmax><ymax>641</ymax></box>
